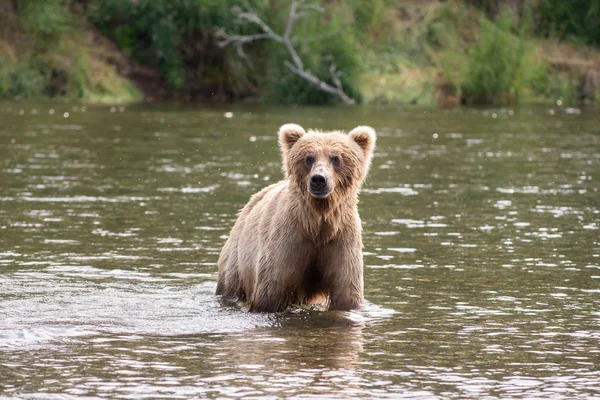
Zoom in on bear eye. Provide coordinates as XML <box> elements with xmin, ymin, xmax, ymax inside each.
<box><xmin>331</xmin><ymin>155</ymin><xmax>341</xmax><ymax>168</ymax></box>
<box><xmin>306</xmin><ymin>156</ymin><xmax>315</xmax><ymax>168</ymax></box>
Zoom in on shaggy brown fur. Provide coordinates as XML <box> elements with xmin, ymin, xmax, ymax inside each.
<box><xmin>216</xmin><ymin>124</ymin><xmax>376</xmax><ymax>312</ymax></box>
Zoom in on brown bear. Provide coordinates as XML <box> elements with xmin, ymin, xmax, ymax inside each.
<box><xmin>216</xmin><ymin>124</ymin><xmax>376</xmax><ymax>312</ymax></box>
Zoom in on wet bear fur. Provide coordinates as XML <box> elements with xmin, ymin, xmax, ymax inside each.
<box><xmin>216</xmin><ymin>123</ymin><xmax>376</xmax><ymax>312</ymax></box>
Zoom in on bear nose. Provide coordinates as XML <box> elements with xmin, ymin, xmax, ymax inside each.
<box><xmin>310</xmin><ymin>174</ymin><xmax>327</xmax><ymax>189</ymax></box>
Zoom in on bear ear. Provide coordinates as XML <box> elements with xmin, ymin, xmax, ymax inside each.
<box><xmin>278</xmin><ymin>124</ymin><xmax>306</xmax><ymax>152</ymax></box>
<box><xmin>349</xmin><ymin>126</ymin><xmax>376</xmax><ymax>157</ymax></box>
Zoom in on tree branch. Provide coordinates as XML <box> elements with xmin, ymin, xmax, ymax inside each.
<box><xmin>235</xmin><ymin>11</ymin><xmax>282</xmax><ymax>43</ymax></box>
<box><xmin>284</xmin><ymin>61</ymin><xmax>355</xmax><ymax>105</ymax></box>
<box><xmin>216</xmin><ymin>31</ymin><xmax>273</xmax><ymax>47</ymax></box>
<box><xmin>216</xmin><ymin>2</ymin><xmax>355</xmax><ymax>105</ymax></box>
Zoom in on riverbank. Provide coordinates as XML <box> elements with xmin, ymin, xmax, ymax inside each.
<box><xmin>358</xmin><ymin>1</ymin><xmax>600</xmax><ymax>106</ymax></box>
<box><xmin>1</xmin><ymin>1</ymin><xmax>599</xmax><ymax>106</ymax></box>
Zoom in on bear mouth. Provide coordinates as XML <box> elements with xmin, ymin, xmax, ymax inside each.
<box><xmin>309</xmin><ymin>187</ymin><xmax>332</xmax><ymax>199</ymax></box>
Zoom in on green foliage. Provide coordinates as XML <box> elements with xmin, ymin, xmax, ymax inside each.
<box><xmin>0</xmin><ymin>0</ymin><xmax>142</xmax><ymax>103</ymax></box>
<box><xmin>112</xmin><ymin>26</ymin><xmax>137</xmax><ymax>56</ymax></box>
<box><xmin>89</xmin><ymin>0</ymin><xmax>364</xmax><ymax>104</ymax></box>
<box><xmin>69</xmin><ymin>51</ymin><xmax>142</xmax><ymax>103</ymax></box>
<box><xmin>526</xmin><ymin>56</ymin><xmax>552</xmax><ymax>96</ymax></box>
<box><xmin>536</xmin><ymin>0</ymin><xmax>600</xmax><ymax>47</ymax></box>
<box><xmin>90</xmin><ymin>0</ymin><xmax>181</xmax><ymax>89</ymax></box>
<box><xmin>88</xmin><ymin>0</ymin><xmax>266</xmax><ymax>91</ymax></box>
<box><xmin>428</xmin><ymin>2</ymin><xmax>599</xmax><ymax>106</ymax></box>
<box><xmin>527</xmin><ymin>60</ymin><xmax>581</xmax><ymax>104</ymax></box>
<box><xmin>0</xmin><ymin>57</ymin><xmax>47</xmax><ymax>98</ymax></box>
<box><xmin>262</xmin><ymin>3</ymin><xmax>362</xmax><ymax>105</ymax></box>
<box><xmin>18</xmin><ymin>0</ymin><xmax>72</xmax><ymax>46</ymax></box>
<box><xmin>424</xmin><ymin>2</ymin><xmax>474</xmax><ymax>92</ymax></box>
<box><xmin>463</xmin><ymin>0</ymin><xmax>502</xmax><ymax>16</ymax></box>
<box><xmin>464</xmin><ymin>0</ymin><xmax>600</xmax><ymax>47</ymax></box>
<box><xmin>461</xmin><ymin>11</ymin><xmax>532</xmax><ymax>104</ymax></box>
<box><xmin>1</xmin><ymin>0</ymin><xmax>598</xmax><ymax>105</ymax></box>
<box><xmin>1</xmin><ymin>0</ymin><xmax>69</xmax><ymax>99</ymax></box>
<box><xmin>349</xmin><ymin>0</ymin><xmax>391</xmax><ymax>41</ymax></box>
<box><xmin>263</xmin><ymin>40</ymin><xmax>363</xmax><ymax>105</ymax></box>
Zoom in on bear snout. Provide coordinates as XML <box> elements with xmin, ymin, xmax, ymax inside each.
<box><xmin>310</xmin><ymin>174</ymin><xmax>327</xmax><ymax>187</ymax></box>
<box><xmin>309</xmin><ymin>173</ymin><xmax>331</xmax><ymax>198</ymax></box>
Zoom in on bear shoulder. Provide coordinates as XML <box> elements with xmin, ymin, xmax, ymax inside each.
<box><xmin>240</xmin><ymin>181</ymin><xmax>286</xmax><ymax>215</ymax></box>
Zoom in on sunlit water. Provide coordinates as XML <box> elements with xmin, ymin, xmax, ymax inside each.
<box><xmin>0</xmin><ymin>102</ymin><xmax>599</xmax><ymax>398</ymax></box>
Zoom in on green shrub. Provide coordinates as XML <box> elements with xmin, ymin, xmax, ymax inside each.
<box><xmin>461</xmin><ymin>11</ymin><xmax>531</xmax><ymax>104</ymax></box>
<box><xmin>88</xmin><ymin>0</ymin><xmax>363</xmax><ymax>103</ymax></box>
<box><xmin>18</xmin><ymin>0</ymin><xmax>72</xmax><ymax>46</ymax></box>
<box><xmin>68</xmin><ymin>50</ymin><xmax>142</xmax><ymax>103</ymax></box>
<box><xmin>262</xmin><ymin>4</ymin><xmax>363</xmax><ymax>105</ymax></box>
<box><xmin>535</xmin><ymin>0</ymin><xmax>600</xmax><ymax>47</ymax></box>
<box><xmin>88</xmin><ymin>0</ymin><xmax>263</xmax><ymax>91</ymax></box>
<box><xmin>0</xmin><ymin>58</ymin><xmax>48</xmax><ymax>98</ymax></box>
<box><xmin>526</xmin><ymin>56</ymin><xmax>552</xmax><ymax>96</ymax></box>
<box><xmin>528</xmin><ymin>61</ymin><xmax>581</xmax><ymax>104</ymax></box>
<box><xmin>0</xmin><ymin>0</ymin><xmax>70</xmax><ymax>99</ymax></box>
<box><xmin>349</xmin><ymin>0</ymin><xmax>391</xmax><ymax>41</ymax></box>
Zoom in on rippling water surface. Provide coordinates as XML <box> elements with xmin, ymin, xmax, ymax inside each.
<box><xmin>1</xmin><ymin>102</ymin><xmax>599</xmax><ymax>398</ymax></box>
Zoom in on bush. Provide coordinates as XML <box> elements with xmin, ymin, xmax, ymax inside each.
<box><xmin>88</xmin><ymin>0</ymin><xmax>263</xmax><ymax>91</ymax></box>
<box><xmin>0</xmin><ymin>58</ymin><xmax>48</xmax><ymax>98</ymax></box>
<box><xmin>18</xmin><ymin>0</ymin><xmax>72</xmax><ymax>46</ymax></box>
<box><xmin>535</xmin><ymin>0</ymin><xmax>600</xmax><ymax>47</ymax></box>
<box><xmin>461</xmin><ymin>11</ymin><xmax>531</xmax><ymax>104</ymax></box>
<box><xmin>262</xmin><ymin>3</ymin><xmax>363</xmax><ymax>105</ymax></box>
<box><xmin>349</xmin><ymin>0</ymin><xmax>391</xmax><ymax>41</ymax></box>
<box><xmin>0</xmin><ymin>0</ymin><xmax>70</xmax><ymax>99</ymax></box>
<box><xmin>527</xmin><ymin>60</ymin><xmax>582</xmax><ymax>104</ymax></box>
<box><xmin>88</xmin><ymin>0</ymin><xmax>364</xmax><ymax>104</ymax></box>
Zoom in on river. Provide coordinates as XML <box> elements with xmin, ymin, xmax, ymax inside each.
<box><xmin>1</xmin><ymin>102</ymin><xmax>599</xmax><ymax>398</ymax></box>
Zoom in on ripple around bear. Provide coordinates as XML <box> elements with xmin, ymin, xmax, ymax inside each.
<box><xmin>216</xmin><ymin>124</ymin><xmax>376</xmax><ymax>312</ymax></box>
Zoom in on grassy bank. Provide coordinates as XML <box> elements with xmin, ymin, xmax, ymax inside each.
<box><xmin>0</xmin><ymin>0</ymin><xmax>599</xmax><ymax>106</ymax></box>
<box><xmin>0</xmin><ymin>0</ymin><xmax>142</xmax><ymax>103</ymax></box>
<box><xmin>357</xmin><ymin>1</ymin><xmax>600</xmax><ymax>106</ymax></box>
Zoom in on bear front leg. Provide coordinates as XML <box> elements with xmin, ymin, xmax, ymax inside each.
<box><xmin>215</xmin><ymin>239</ymin><xmax>241</xmax><ymax>298</ymax></box>
<box><xmin>322</xmin><ymin>236</ymin><xmax>364</xmax><ymax>311</ymax></box>
<box><xmin>249</xmin><ymin>280</ymin><xmax>290</xmax><ymax>312</ymax></box>
<box><xmin>248</xmin><ymin>255</ymin><xmax>296</xmax><ymax>313</ymax></box>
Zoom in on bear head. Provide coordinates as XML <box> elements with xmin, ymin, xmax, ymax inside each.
<box><xmin>278</xmin><ymin>123</ymin><xmax>376</xmax><ymax>210</ymax></box>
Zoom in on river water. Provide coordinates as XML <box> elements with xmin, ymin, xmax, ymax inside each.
<box><xmin>0</xmin><ymin>102</ymin><xmax>598</xmax><ymax>398</ymax></box>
